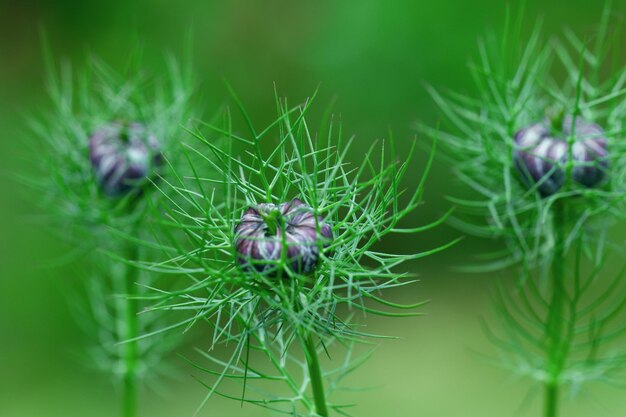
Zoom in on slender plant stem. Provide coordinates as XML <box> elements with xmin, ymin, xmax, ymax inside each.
<box><xmin>544</xmin><ymin>383</ymin><xmax>559</xmax><ymax>417</ymax></box>
<box><xmin>122</xmin><ymin>242</ymin><xmax>140</xmax><ymax>417</ymax></box>
<box><xmin>302</xmin><ymin>332</ymin><xmax>329</xmax><ymax>417</ymax></box>
<box><xmin>544</xmin><ymin>199</ymin><xmax>566</xmax><ymax>417</ymax></box>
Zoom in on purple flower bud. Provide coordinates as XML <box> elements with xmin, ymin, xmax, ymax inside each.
<box><xmin>89</xmin><ymin>122</ymin><xmax>163</xmax><ymax>196</ymax></box>
<box><xmin>513</xmin><ymin>116</ymin><xmax>609</xmax><ymax>197</ymax></box>
<box><xmin>234</xmin><ymin>198</ymin><xmax>333</xmax><ymax>276</ymax></box>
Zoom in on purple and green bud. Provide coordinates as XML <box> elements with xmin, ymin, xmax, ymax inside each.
<box><xmin>89</xmin><ymin>121</ymin><xmax>163</xmax><ymax>196</ymax></box>
<box><xmin>234</xmin><ymin>198</ymin><xmax>333</xmax><ymax>276</ymax></box>
<box><xmin>513</xmin><ymin>115</ymin><xmax>608</xmax><ymax>197</ymax></box>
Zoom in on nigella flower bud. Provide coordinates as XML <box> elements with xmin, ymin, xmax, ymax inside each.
<box><xmin>513</xmin><ymin>116</ymin><xmax>608</xmax><ymax>197</ymax></box>
<box><xmin>89</xmin><ymin>121</ymin><xmax>163</xmax><ymax>196</ymax></box>
<box><xmin>234</xmin><ymin>198</ymin><xmax>333</xmax><ymax>276</ymax></box>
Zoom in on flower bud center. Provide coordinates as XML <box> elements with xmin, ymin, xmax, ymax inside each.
<box><xmin>118</xmin><ymin>121</ymin><xmax>132</xmax><ymax>143</ymax></box>
<box><xmin>261</xmin><ymin>208</ymin><xmax>284</xmax><ymax>236</ymax></box>
<box><xmin>547</xmin><ymin>107</ymin><xmax>566</xmax><ymax>136</ymax></box>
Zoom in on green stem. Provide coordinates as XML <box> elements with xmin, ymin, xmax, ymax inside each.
<box><xmin>544</xmin><ymin>383</ymin><xmax>559</xmax><ymax>417</ymax></box>
<box><xmin>544</xmin><ymin>199</ymin><xmax>566</xmax><ymax>417</ymax></box>
<box><xmin>122</xmin><ymin>243</ymin><xmax>139</xmax><ymax>417</ymax></box>
<box><xmin>303</xmin><ymin>332</ymin><xmax>329</xmax><ymax>417</ymax></box>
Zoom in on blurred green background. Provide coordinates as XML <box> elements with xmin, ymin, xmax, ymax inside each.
<box><xmin>1</xmin><ymin>1</ymin><xmax>626</xmax><ymax>416</ymax></box>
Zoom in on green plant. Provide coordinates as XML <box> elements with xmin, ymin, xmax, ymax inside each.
<box><xmin>132</xmin><ymin>87</ymin><xmax>456</xmax><ymax>416</ymax></box>
<box><xmin>422</xmin><ymin>5</ymin><xmax>626</xmax><ymax>417</ymax></box>
<box><xmin>24</xmin><ymin>44</ymin><xmax>197</xmax><ymax>417</ymax></box>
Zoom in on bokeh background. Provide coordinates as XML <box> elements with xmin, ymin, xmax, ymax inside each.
<box><xmin>1</xmin><ymin>1</ymin><xmax>626</xmax><ymax>416</ymax></box>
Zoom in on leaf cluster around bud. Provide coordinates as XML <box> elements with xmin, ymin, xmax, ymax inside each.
<box><xmin>124</xmin><ymin>85</ymin><xmax>456</xmax><ymax>415</ymax></box>
<box><xmin>420</xmin><ymin>4</ymin><xmax>626</xmax><ymax>402</ymax></box>
<box><xmin>421</xmin><ymin>17</ymin><xmax>626</xmax><ymax>271</ymax></box>
<box><xmin>23</xmin><ymin>42</ymin><xmax>198</xmax><ymax>390</ymax></box>
<box><xmin>24</xmin><ymin>44</ymin><xmax>197</xmax><ymax>244</ymax></box>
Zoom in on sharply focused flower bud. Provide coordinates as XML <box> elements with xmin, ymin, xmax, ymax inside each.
<box><xmin>513</xmin><ymin>116</ymin><xmax>608</xmax><ymax>197</ymax></box>
<box><xmin>89</xmin><ymin>121</ymin><xmax>163</xmax><ymax>196</ymax></box>
<box><xmin>234</xmin><ymin>198</ymin><xmax>333</xmax><ymax>276</ymax></box>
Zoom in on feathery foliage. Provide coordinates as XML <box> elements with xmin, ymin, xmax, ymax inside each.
<box><xmin>133</xmin><ymin>87</ymin><xmax>454</xmax><ymax>416</ymax></box>
<box><xmin>24</xmin><ymin>44</ymin><xmax>198</xmax><ymax>417</ymax></box>
<box><xmin>421</xmin><ymin>4</ymin><xmax>626</xmax><ymax>416</ymax></box>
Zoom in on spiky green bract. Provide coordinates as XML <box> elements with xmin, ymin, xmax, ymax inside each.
<box><xmin>421</xmin><ymin>5</ymin><xmax>626</xmax><ymax>415</ymax></box>
<box><xmin>136</xmin><ymin>87</ymin><xmax>453</xmax><ymax>416</ymax></box>
<box><xmin>23</xmin><ymin>46</ymin><xmax>197</xmax><ymax>417</ymax></box>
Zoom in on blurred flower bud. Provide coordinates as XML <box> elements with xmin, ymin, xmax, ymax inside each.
<box><xmin>89</xmin><ymin>121</ymin><xmax>163</xmax><ymax>196</ymax></box>
<box><xmin>234</xmin><ymin>198</ymin><xmax>333</xmax><ymax>276</ymax></box>
<box><xmin>513</xmin><ymin>116</ymin><xmax>608</xmax><ymax>197</ymax></box>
